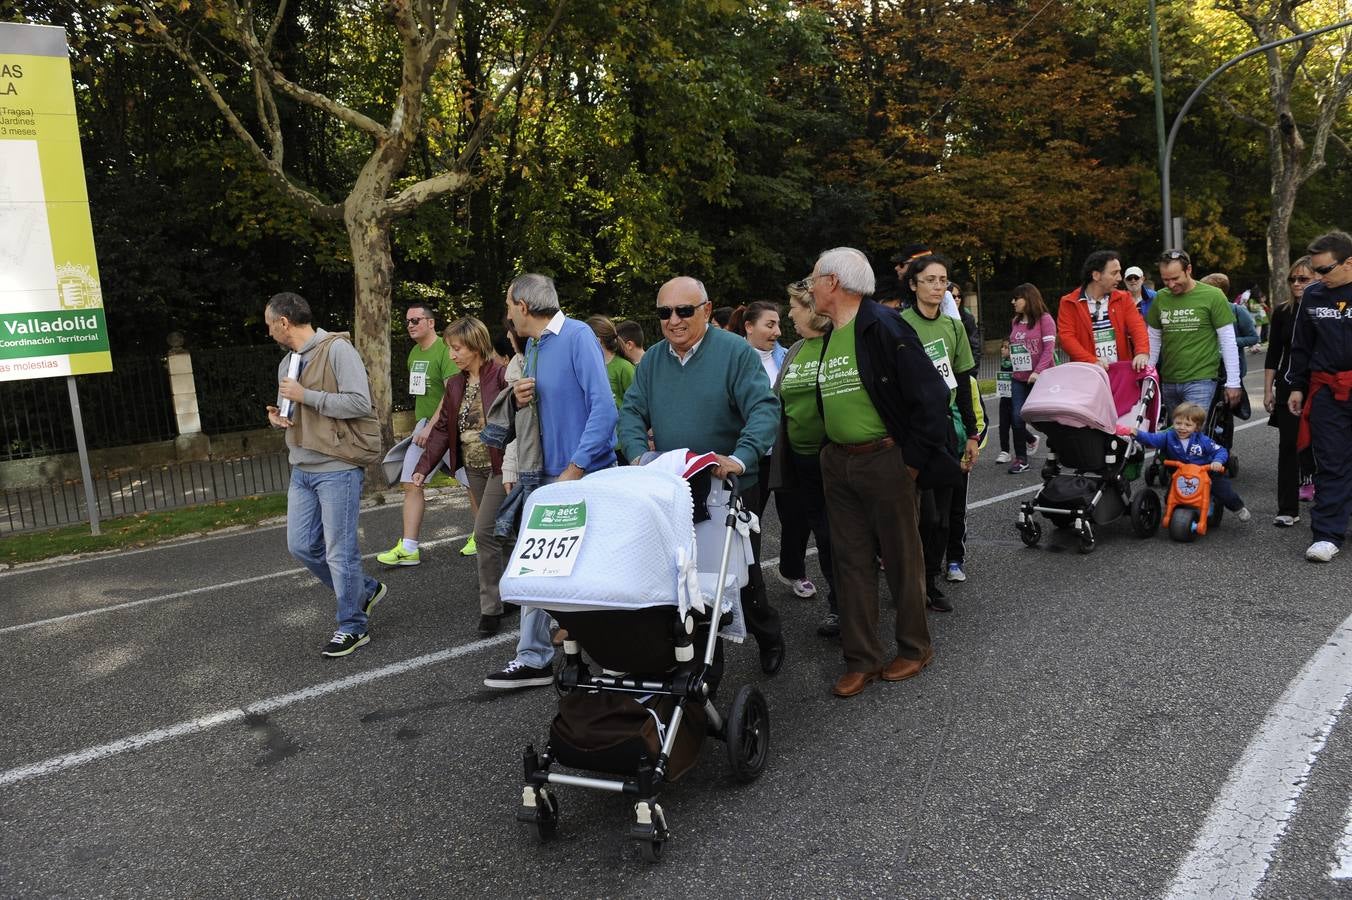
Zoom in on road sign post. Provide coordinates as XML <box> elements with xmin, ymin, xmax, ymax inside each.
<box><xmin>1</xmin><ymin>22</ymin><xmax>111</xmax><ymax>534</ymax></box>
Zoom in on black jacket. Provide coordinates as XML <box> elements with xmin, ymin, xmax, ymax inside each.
<box><xmin>824</xmin><ymin>299</ymin><xmax>963</xmax><ymax>489</ymax></box>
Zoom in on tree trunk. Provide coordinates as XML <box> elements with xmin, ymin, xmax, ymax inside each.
<box><xmin>344</xmin><ymin>196</ymin><xmax>396</xmax><ymax>480</ymax></box>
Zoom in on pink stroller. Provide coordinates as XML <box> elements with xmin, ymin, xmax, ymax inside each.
<box><xmin>1015</xmin><ymin>361</ymin><xmax>1163</xmax><ymax>553</ymax></box>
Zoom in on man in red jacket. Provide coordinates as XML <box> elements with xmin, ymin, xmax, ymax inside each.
<box><xmin>1057</xmin><ymin>250</ymin><xmax>1150</xmax><ymax>372</ymax></box>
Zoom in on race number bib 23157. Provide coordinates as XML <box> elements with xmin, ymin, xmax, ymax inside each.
<box><xmin>924</xmin><ymin>339</ymin><xmax>958</xmax><ymax>390</ymax></box>
<box><xmin>508</xmin><ymin>501</ymin><xmax>587</xmax><ymax>578</ymax></box>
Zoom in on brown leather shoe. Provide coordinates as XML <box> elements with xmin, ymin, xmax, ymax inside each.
<box><xmin>832</xmin><ymin>670</ymin><xmax>879</xmax><ymax>698</ymax></box>
<box><xmin>881</xmin><ymin>652</ymin><xmax>934</xmax><ymax>682</ymax></box>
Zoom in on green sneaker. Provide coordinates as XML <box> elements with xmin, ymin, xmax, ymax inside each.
<box><xmin>459</xmin><ymin>535</ymin><xmax>477</xmax><ymax>557</ymax></box>
<box><xmin>377</xmin><ymin>542</ymin><xmax>421</xmax><ymax>567</ymax></box>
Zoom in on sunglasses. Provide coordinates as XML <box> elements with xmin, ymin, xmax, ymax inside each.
<box><xmin>1313</xmin><ymin>261</ymin><xmax>1343</xmax><ymax>276</ymax></box>
<box><xmin>655</xmin><ymin>300</ymin><xmax>709</xmax><ymax>320</ymax></box>
<box><xmin>406</xmin><ymin>316</ymin><xmax>428</xmax><ymax>326</ymax></box>
<box><xmin>1125</xmin><ymin>275</ymin><xmax>1142</xmax><ymax>281</ymax></box>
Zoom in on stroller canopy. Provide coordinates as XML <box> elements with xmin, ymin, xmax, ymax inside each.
<box><xmin>498</xmin><ymin>467</ymin><xmax>701</xmax><ymax>615</ymax></box>
<box><xmin>1021</xmin><ymin>362</ymin><xmax>1119</xmax><ymax>433</ymax></box>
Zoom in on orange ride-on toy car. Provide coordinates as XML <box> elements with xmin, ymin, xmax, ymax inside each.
<box><xmin>1163</xmin><ymin>460</ymin><xmax>1225</xmax><ymax>542</ymax></box>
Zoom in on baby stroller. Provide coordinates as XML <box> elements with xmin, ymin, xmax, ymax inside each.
<box><xmin>1016</xmin><ymin>361</ymin><xmax>1163</xmax><ymax>553</ymax></box>
<box><xmin>499</xmin><ymin>462</ymin><xmax>770</xmax><ymax>863</ymax></box>
<box><xmin>1145</xmin><ymin>367</ymin><xmax>1243</xmax><ymax>485</ymax></box>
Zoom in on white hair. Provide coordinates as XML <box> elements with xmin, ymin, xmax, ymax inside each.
<box><xmin>508</xmin><ymin>273</ymin><xmax>559</xmax><ymax>314</ymax></box>
<box><xmin>816</xmin><ymin>247</ymin><xmax>875</xmax><ymax>296</ymax></box>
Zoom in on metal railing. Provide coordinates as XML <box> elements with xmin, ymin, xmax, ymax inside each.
<box><xmin>0</xmin><ymin>451</ymin><xmax>291</xmax><ymax>534</ymax></box>
<box><xmin>0</xmin><ymin>356</ymin><xmax>178</xmax><ymax>462</ymax></box>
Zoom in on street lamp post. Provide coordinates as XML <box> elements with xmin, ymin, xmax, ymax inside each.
<box><xmin>1159</xmin><ymin>17</ymin><xmax>1352</xmax><ymax>249</ymax></box>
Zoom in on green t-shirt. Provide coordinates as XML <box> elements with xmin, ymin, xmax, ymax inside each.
<box><xmin>780</xmin><ymin>337</ymin><xmax>827</xmax><ymax>455</ymax></box>
<box><xmin>900</xmin><ymin>306</ymin><xmax>974</xmax><ymax>405</ymax></box>
<box><xmin>818</xmin><ymin>320</ymin><xmax>889</xmax><ymax>445</ymax></box>
<box><xmin>605</xmin><ymin>354</ymin><xmax>635</xmax><ymax>409</ymax></box>
<box><xmin>407</xmin><ymin>340</ymin><xmax>458</xmax><ymax>422</ymax></box>
<box><xmin>1146</xmin><ymin>282</ymin><xmax>1236</xmax><ymax>384</ymax></box>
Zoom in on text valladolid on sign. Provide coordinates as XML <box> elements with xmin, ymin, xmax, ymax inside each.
<box><xmin>0</xmin><ymin>22</ymin><xmax>110</xmax><ymax>382</ymax></box>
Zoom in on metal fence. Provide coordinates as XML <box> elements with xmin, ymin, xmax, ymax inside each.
<box><xmin>0</xmin><ymin>451</ymin><xmax>291</xmax><ymax>534</ymax></box>
<box><xmin>0</xmin><ymin>356</ymin><xmax>179</xmax><ymax>462</ymax></box>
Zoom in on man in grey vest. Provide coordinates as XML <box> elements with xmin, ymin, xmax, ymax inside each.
<box><xmin>265</xmin><ymin>292</ymin><xmax>387</xmax><ymax>657</ymax></box>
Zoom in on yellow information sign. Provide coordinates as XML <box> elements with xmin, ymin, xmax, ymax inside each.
<box><xmin>0</xmin><ymin>22</ymin><xmax>110</xmax><ymax>382</ymax></box>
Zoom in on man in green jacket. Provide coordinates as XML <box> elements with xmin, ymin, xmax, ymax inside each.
<box><xmin>618</xmin><ymin>276</ymin><xmax>785</xmax><ymax>674</ymax></box>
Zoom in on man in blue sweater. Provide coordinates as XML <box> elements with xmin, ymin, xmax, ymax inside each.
<box><xmin>618</xmin><ymin>276</ymin><xmax>785</xmax><ymax>674</ymax></box>
<box><xmin>484</xmin><ymin>273</ymin><xmax>618</xmax><ymax>689</ymax></box>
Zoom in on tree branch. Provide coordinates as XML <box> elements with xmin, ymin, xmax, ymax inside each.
<box><xmin>139</xmin><ymin>2</ymin><xmax>342</xmax><ymax>221</ymax></box>
<box><xmin>454</xmin><ymin>0</ymin><xmax>569</xmax><ymax>170</ymax></box>
<box><xmin>382</xmin><ymin>170</ymin><xmax>477</xmax><ymax>217</ymax></box>
<box><xmin>223</xmin><ymin>0</ymin><xmax>389</xmax><ymax>140</ymax></box>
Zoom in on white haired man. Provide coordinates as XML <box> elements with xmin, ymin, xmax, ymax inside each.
<box><xmin>808</xmin><ymin>248</ymin><xmax>960</xmax><ymax>698</ymax></box>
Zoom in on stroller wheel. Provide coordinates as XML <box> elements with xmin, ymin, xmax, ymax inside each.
<box><xmin>522</xmin><ymin>788</ymin><xmax>559</xmax><ymax>842</ymax></box>
<box><xmin>639</xmin><ymin>839</ymin><xmax>664</xmax><ymax>863</ymax></box>
<box><xmin>726</xmin><ymin>685</ymin><xmax>770</xmax><ymax>783</ymax></box>
<box><xmin>1018</xmin><ymin>520</ymin><xmax>1042</xmax><ymax>548</ymax></box>
<box><xmin>1078</xmin><ymin>521</ymin><xmax>1096</xmax><ymax>554</ymax></box>
<box><xmin>1130</xmin><ymin>489</ymin><xmax>1162</xmax><ymax>538</ymax></box>
<box><xmin>1226</xmin><ymin>455</ymin><xmax>1240</xmax><ymax>479</ymax></box>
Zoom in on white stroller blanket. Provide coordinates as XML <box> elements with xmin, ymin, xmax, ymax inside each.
<box><xmin>497</xmin><ymin>466</ymin><xmax>747</xmax><ymax>641</ymax></box>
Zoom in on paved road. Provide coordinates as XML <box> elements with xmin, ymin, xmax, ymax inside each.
<box><xmin>3</xmin><ymin>376</ymin><xmax>1351</xmax><ymax>898</ymax></box>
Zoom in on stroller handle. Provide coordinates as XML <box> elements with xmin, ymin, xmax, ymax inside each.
<box><xmin>722</xmin><ymin>472</ymin><xmax>741</xmax><ymax>501</ymax></box>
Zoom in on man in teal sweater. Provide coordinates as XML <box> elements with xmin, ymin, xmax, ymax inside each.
<box><xmin>618</xmin><ymin>276</ymin><xmax>785</xmax><ymax>673</ymax></box>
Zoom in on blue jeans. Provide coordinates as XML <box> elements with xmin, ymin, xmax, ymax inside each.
<box><xmin>1163</xmin><ymin>379</ymin><xmax>1217</xmax><ymax>420</ymax></box>
<box><xmin>513</xmin><ymin>474</ymin><xmax>559</xmax><ymax>669</ymax></box>
<box><xmin>287</xmin><ymin>467</ymin><xmax>379</xmax><ymax>635</ymax></box>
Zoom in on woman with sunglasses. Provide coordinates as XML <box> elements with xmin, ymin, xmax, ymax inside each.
<box><xmin>1265</xmin><ymin>256</ymin><xmax>1318</xmax><ymax>526</ymax></box>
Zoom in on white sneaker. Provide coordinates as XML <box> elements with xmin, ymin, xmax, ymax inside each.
<box><xmin>1237</xmin><ymin>507</ymin><xmax>1251</xmax><ymax>522</ymax></box>
<box><xmin>995</xmin><ymin>450</ymin><xmax>1011</xmax><ymax>464</ymax></box>
<box><xmin>1306</xmin><ymin>541</ymin><xmax>1340</xmax><ymax>563</ymax></box>
<box><xmin>1273</xmin><ymin>515</ymin><xmax>1300</xmax><ymax>527</ymax></box>
<box><xmin>1026</xmin><ymin>435</ymin><xmax>1040</xmax><ymax>456</ymax></box>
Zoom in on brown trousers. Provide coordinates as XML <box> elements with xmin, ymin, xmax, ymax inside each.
<box><xmin>819</xmin><ymin>443</ymin><xmax>931</xmax><ymax>672</ymax></box>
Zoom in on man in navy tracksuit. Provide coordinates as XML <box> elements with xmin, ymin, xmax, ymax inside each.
<box><xmin>1286</xmin><ymin>230</ymin><xmax>1352</xmax><ymax>563</ymax></box>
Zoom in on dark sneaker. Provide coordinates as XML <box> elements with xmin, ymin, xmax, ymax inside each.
<box><xmin>1008</xmin><ymin>459</ymin><xmax>1030</xmax><ymax>474</ymax></box>
<box><xmin>927</xmin><ymin>593</ymin><xmax>954</xmax><ymax>613</ymax></box>
<box><xmin>484</xmin><ymin>660</ymin><xmax>554</xmax><ymax>689</ymax></box>
<box><xmin>478</xmin><ymin>613</ymin><xmax>502</xmax><ymax>637</ymax></box>
<box><xmin>321</xmin><ymin>630</ymin><xmax>369</xmax><ymax>658</ymax></box>
<box><xmin>362</xmin><ymin>582</ymin><xmax>388</xmax><ymax>617</ymax></box>
<box><xmin>817</xmin><ymin>612</ymin><xmax>841</xmax><ymax>638</ymax></box>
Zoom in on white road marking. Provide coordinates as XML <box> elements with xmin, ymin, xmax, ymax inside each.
<box><xmin>1331</xmin><ymin>795</ymin><xmax>1352</xmax><ymax>880</ymax></box>
<box><xmin>1164</xmin><ymin>610</ymin><xmax>1352</xmax><ymax>899</ymax></box>
<box><xmin>0</xmin><ymin>630</ymin><xmax>520</xmax><ymax>788</ymax></box>
<box><xmin>0</xmin><ymin>531</ymin><xmax>470</xmax><ymax>636</ymax></box>
<box><xmin>0</xmin><ymin>490</ymin><xmax>468</xmax><ymax>578</ymax></box>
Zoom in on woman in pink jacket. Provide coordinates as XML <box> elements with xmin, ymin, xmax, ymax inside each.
<box><xmin>1007</xmin><ymin>284</ymin><xmax>1057</xmax><ymax>473</ymax></box>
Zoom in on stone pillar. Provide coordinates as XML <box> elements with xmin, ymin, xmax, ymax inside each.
<box><xmin>166</xmin><ymin>333</ymin><xmax>209</xmax><ymax>460</ymax></box>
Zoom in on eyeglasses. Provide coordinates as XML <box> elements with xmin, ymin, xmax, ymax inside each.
<box><xmin>405</xmin><ymin>316</ymin><xmax>428</xmax><ymax>326</ymax></box>
<box><xmin>1161</xmin><ymin>250</ymin><xmax>1188</xmax><ymax>260</ymax></box>
<box><xmin>655</xmin><ymin>300</ymin><xmax>709</xmax><ymax>320</ymax></box>
<box><xmin>914</xmin><ymin>275</ymin><xmax>948</xmax><ymax>286</ymax></box>
<box><xmin>1289</xmin><ymin>275</ymin><xmax>1313</xmax><ymax>284</ymax></box>
<box><xmin>794</xmin><ymin>273</ymin><xmax>835</xmax><ymax>291</ymax></box>
<box><xmin>1313</xmin><ymin>260</ymin><xmax>1343</xmax><ymax>276</ymax></box>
